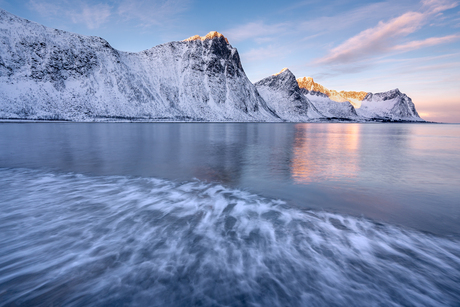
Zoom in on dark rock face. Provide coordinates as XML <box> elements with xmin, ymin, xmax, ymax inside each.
<box><xmin>299</xmin><ymin>88</ymin><xmax>329</xmax><ymax>98</ymax></box>
<box><xmin>364</xmin><ymin>88</ymin><xmax>402</xmax><ymax>101</ymax></box>
<box><xmin>254</xmin><ymin>69</ymin><xmax>322</xmax><ymax>121</ymax></box>
<box><xmin>0</xmin><ymin>9</ymin><xmax>277</xmax><ymax>121</ymax></box>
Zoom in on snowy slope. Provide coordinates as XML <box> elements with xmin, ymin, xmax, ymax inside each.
<box><xmin>0</xmin><ymin>9</ymin><xmax>279</xmax><ymax>121</ymax></box>
<box><xmin>300</xmin><ymin>90</ymin><xmax>359</xmax><ymax>119</ymax></box>
<box><xmin>358</xmin><ymin>89</ymin><xmax>423</xmax><ymax>121</ymax></box>
<box><xmin>254</xmin><ymin>69</ymin><xmax>323</xmax><ymax>121</ymax></box>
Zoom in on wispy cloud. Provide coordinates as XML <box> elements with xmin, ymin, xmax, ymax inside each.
<box><xmin>422</xmin><ymin>0</ymin><xmax>459</xmax><ymax>13</ymax></box>
<box><xmin>29</xmin><ymin>0</ymin><xmax>111</xmax><ymax>29</ymax></box>
<box><xmin>316</xmin><ymin>11</ymin><xmax>427</xmax><ymax>64</ymax></box>
<box><xmin>29</xmin><ymin>0</ymin><xmax>190</xmax><ymax>29</ymax></box>
<box><xmin>225</xmin><ymin>1</ymin><xmax>407</xmax><ymax>44</ymax></box>
<box><xmin>316</xmin><ymin>0</ymin><xmax>459</xmax><ymax>65</ymax></box>
<box><xmin>68</xmin><ymin>3</ymin><xmax>111</xmax><ymax>29</ymax></box>
<box><xmin>225</xmin><ymin>21</ymin><xmax>289</xmax><ymax>43</ymax></box>
<box><xmin>29</xmin><ymin>0</ymin><xmax>63</xmax><ymax>17</ymax></box>
<box><xmin>117</xmin><ymin>0</ymin><xmax>191</xmax><ymax>27</ymax></box>
<box><xmin>241</xmin><ymin>44</ymin><xmax>290</xmax><ymax>62</ymax></box>
<box><xmin>393</xmin><ymin>34</ymin><xmax>460</xmax><ymax>51</ymax></box>
<box><xmin>299</xmin><ymin>1</ymin><xmax>405</xmax><ymax>34</ymax></box>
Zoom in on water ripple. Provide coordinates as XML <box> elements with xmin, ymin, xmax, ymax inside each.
<box><xmin>0</xmin><ymin>168</ymin><xmax>459</xmax><ymax>306</ymax></box>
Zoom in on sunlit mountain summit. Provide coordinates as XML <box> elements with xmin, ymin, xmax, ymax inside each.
<box><xmin>184</xmin><ymin>31</ymin><xmax>230</xmax><ymax>44</ymax></box>
<box><xmin>273</xmin><ymin>68</ymin><xmax>289</xmax><ymax>76</ymax></box>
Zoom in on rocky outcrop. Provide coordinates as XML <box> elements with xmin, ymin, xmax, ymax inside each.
<box><xmin>254</xmin><ymin>68</ymin><xmax>322</xmax><ymax>121</ymax></box>
<box><xmin>0</xmin><ymin>9</ymin><xmax>278</xmax><ymax>121</ymax></box>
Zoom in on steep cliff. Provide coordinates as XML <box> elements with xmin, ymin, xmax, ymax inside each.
<box><xmin>254</xmin><ymin>68</ymin><xmax>322</xmax><ymax>121</ymax></box>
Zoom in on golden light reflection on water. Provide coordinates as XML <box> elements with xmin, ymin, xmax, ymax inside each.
<box><xmin>291</xmin><ymin>124</ymin><xmax>361</xmax><ymax>184</ymax></box>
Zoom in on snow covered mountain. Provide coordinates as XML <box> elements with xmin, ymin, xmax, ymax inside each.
<box><xmin>254</xmin><ymin>68</ymin><xmax>323</xmax><ymax>121</ymax></box>
<box><xmin>296</xmin><ymin>77</ymin><xmax>423</xmax><ymax>121</ymax></box>
<box><xmin>357</xmin><ymin>89</ymin><xmax>422</xmax><ymax>121</ymax></box>
<box><xmin>0</xmin><ymin>9</ymin><xmax>278</xmax><ymax>121</ymax></box>
<box><xmin>0</xmin><ymin>8</ymin><xmax>424</xmax><ymax>122</ymax></box>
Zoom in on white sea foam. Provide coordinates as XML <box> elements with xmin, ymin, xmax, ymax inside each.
<box><xmin>0</xmin><ymin>168</ymin><xmax>459</xmax><ymax>306</ymax></box>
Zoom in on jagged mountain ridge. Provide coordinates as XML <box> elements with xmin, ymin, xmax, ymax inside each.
<box><xmin>0</xmin><ymin>9</ymin><xmax>278</xmax><ymax>121</ymax></box>
<box><xmin>255</xmin><ymin>69</ymin><xmax>422</xmax><ymax>121</ymax></box>
<box><xmin>296</xmin><ymin>76</ymin><xmax>423</xmax><ymax>121</ymax></box>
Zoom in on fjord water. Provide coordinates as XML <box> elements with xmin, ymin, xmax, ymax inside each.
<box><xmin>0</xmin><ymin>123</ymin><xmax>459</xmax><ymax>306</ymax></box>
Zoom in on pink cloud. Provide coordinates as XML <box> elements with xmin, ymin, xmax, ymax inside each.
<box><xmin>422</xmin><ymin>0</ymin><xmax>458</xmax><ymax>13</ymax></box>
<box><xmin>393</xmin><ymin>34</ymin><xmax>460</xmax><ymax>51</ymax></box>
<box><xmin>316</xmin><ymin>0</ymin><xmax>459</xmax><ymax>65</ymax></box>
<box><xmin>317</xmin><ymin>11</ymin><xmax>426</xmax><ymax>64</ymax></box>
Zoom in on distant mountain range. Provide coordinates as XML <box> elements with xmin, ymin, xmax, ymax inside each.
<box><xmin>0</xmin><ymin>8</ymin><xmax>423</xmax><ymax>122</ymax></box>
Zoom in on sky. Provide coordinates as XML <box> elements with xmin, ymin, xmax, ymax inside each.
<box><xmin>1</xmin><ymin>0</ymin><xmax>460</xmax><ymax>122</ymax></box>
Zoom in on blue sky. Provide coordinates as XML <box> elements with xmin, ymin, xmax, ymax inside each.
<box><xmin>1</xmin><ymin>0</ymin><xmax>460</xmax><ymax>122</ymax></box>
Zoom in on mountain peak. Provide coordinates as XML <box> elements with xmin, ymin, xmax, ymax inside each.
<box><xmin>184</xmin><ymin>31</ymin><xmax>229</xmax><ymax>44</ymax></box>
<box><xmin>273</xmin><ymin>68</ymin><xmax>290</xmax><ymax>76</ymax></box>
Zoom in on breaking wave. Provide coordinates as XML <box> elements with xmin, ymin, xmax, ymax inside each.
<box><xmin>0</xmin><ymin>168</ymin><xmax>459</xmax><ymax>306</ymax></box>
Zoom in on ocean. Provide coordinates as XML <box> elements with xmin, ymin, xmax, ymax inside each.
<box><xmin>1</xmin><ymin>122</ymin><xmax>459</xmax><ymax>306</ymax></box>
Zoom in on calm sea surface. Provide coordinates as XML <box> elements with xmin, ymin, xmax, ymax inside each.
<box><xmin>0</xmin><ymin>122</ymin><xmax>459</xmax><ymax>306</ymax></box>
